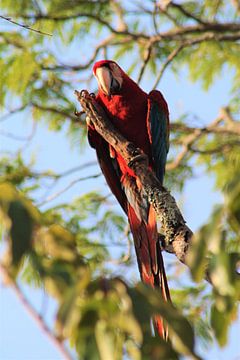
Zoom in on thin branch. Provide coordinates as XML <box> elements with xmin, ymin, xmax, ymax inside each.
<box><xmin>31</xmin><ymin>161</ymin><xmax>97</xmax><ymax>180</ymax></box>
<box><xmin>0</xmin><ymin>15</ymin><xmax>52</xmax><ymax>36</ymax></box>
<box><xmin>110</xmin><ymin>0</ymin><xmax>128</xmax><ymax>32</ymax></box>
<box><xmin>5</xmin><ymin>11</ymin><xmax>240</xmax><ymax>44</ymax></box>
<box><xmin>31</xmin><ymin>102</ymin><xmax>78</xmax><ymax>122</ymax></box>
<box><xmin>0</xmin><ymin>105</ymin><xmax>28</xmax><ymax>122</ymax></box>
<box><xmin>0</xmin><ymin>262</ymin><xmax>72</xmax><ymax>360</ymax></box>
<box><xmin>156</xmin><ymin>2</ymin><xmax>180</xmax><ymax>26</ymax></box>
<box><xmin>106</xmin><ymin>225</ymin><xmax>132</xmax><ymax>265</ymax></box>
<box><xmin>189</xmin><ymin>141</ymin><xmax>240</xmax><ymax>155</ymax></box>
<box><xmin>167</xmin><ymin>127</ymin><xmax>203</xmax><ymax>171</ymax></box>
<box><xmin>153</xmin><ymin>30</ymin><xmax>240</xmax><ymax>88</ymax></box>
<box><xmin>170</xmin><ymin>2</ymin><xmax>207</xmax><ymax>25</ymax></box>
<box><xmin>137</xmin><ymin>42</ymin><xmax>153</xmax><ymax>83</ymax></box>
<box><xmin>167</xmin><ymin>108</ymin><xmax>240</xmax><ymax>170</ymax></box>
<box><xmin>152</xmin><ymin>44</ymin><xmax>184</xmax><ymax>89</ymax></box>
<box><xmin>0</xmin><ymin>120</ymin><xmax>37</xmax><ymax>142</ymax></box>
<box><xmin>37</xmin><ymin>173</ymin><xmax>101</xmax><ymax>206</ymax></box>
<box><xmin>151</xmin><ymin>23</ymin><xmax>240</xmax><ymax>42</ymax></box>
<box><xmin>42</xmin><ymin>35</ymin><xmax>114</xmax><ymax>71</ymax></box>
<box><xmin>56</xmin><ymin>161</ymin><xmax>98</xmax><ymax>178</ymax></box>
<box><xmin>14</xmin><ymin>12</ymin><xmax>142</xmax><ymax>39</ymax></box>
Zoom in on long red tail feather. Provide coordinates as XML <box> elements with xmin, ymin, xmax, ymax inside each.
<box><xmin>128</xmin><ymin>204</ymin><xmax>170</xmax><ymax>338</ymax></box>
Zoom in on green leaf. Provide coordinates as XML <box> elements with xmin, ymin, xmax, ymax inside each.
<box><xmin>210</xmin><ymin>305</ymin><xmax>230</xmax><ymax>346</ymax></box>
<box><xmin>131</xmin><ymin>284</ymin><xmax>201</xmax><ymax>359</ymax></box>
<box><xmin>8</xmin><ymin>200</ymin><xmax>33</xmax><ymax>265</ymax></box>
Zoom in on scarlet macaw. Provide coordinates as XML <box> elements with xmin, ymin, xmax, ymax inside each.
<box><xmin>87</xmin><ymin>60</ymin><xmax>171</xmax><ymax>337</ymax></box>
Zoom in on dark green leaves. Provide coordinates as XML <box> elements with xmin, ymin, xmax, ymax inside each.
<box><xmin>0</xmin><ymin>183</ymin><xmax>39</xmax><ymax>271</ymax></box>
<box><xmin>8</xmin><ymin>200</ymin><xmax>33</xmax><ymax>265</ymax></box>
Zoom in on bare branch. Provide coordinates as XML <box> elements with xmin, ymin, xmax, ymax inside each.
<box><xmin>31</xmin><ymin>102</ymin><xmax>78</xmax><ymax>122</ymax></box>
<box><xmin>167</xmin><ymin>108</ymin><xmax>240</xmax><ymax>170</ymax></box>
<box><xmin>0</xmin><ymin>15</ymin><xmax>52</xmax><ymax>36</ymax></box>
<box><xmin>170</xmin><ymin>2</ymin><xmax>207</xmax><ymax>25</ymax></box>
<box><xmin>31</xmin><ymin>161</ymin><xmax>97</xmax><ymax>180</ymax></box>
<box><xmin>0</xmin><ymin>105</ymin><xmax>28</xmax><ymax>122</ymax></box>
<box><xmin>152</xmin><ymin>44</ymin><xmax>184</xmax><ymax>89</ymax></box>
<box><xmin>137</xmin><ymin>42</ymin><xmax>153</xmax><ymax>83</ymax></box>
<box><xmin>42</xmin><ymin>35</ymin><xmax>114</xmax><ymax>71</ymax></box>
<box><xmin>37</xmin><ymin>173</ymin><xmax>101</xmax><ymax>206</ymax></box>
<box><xmin>0</xmin><ymin>120</ymin><xmax>37</xmax><ymax>142</ymax></box>
<box><xmin>107</xmin><ymin>225</ymin><xmax>132</xmax><ymax>265</ymax></box>
<box><xmin>190</xmin><ymin>141</ymin><xmax>240</xmax><ymax>155</ymax></box>
<box><xmin>0</xmin><ymin>262</ymin><xmax>72</xmax><ymax>360</ymax></box>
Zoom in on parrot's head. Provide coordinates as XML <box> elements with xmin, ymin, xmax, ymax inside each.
<box><xmin>93</xmin><ymin>60</ymin><xmax>124</xmax><ymax>97</ymax></box>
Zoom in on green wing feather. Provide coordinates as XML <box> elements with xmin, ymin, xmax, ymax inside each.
<box><xmin>147</xmin><ymin>90</ymin><xmax>170</xmax><ymax>184</ymax></box>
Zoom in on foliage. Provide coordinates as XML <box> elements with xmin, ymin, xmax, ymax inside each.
<box><xmin>0</xmin><ymin>1</ymin><xmax>240</xmax><ymax>359</ymax></box>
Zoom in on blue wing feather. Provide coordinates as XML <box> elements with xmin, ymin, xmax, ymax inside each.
<box><xmin>147</xmin><ymin>91</ymin><xmax>169</xmax><ymax>184</ymax></box>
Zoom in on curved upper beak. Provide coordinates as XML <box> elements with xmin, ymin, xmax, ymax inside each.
<box><xmin>95</xmin><ymin>66</ymin><xmax>120</xmax><ymax>96</ymax></box>
<box><xmin>95</xmin><ymin>67</ymin><xmax>112</xmax><ymax>96</ymax></box>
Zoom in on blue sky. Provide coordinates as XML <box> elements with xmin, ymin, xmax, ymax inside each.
<box><xmin>0</xmin><ymin>27</ymin><xmax>240</xmax><ymax>360</ymax></box>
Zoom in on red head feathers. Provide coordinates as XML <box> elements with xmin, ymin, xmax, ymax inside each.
<box><xmin>93</xmin><ymin>60</ymin><xmax>125</xmax><ymax>97</ymax></box>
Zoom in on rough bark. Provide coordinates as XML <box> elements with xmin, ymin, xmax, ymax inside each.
<box><xmin>75</xmin><ymin>90</ymin><xmax>193</xmax><ymax>265</ymax></box>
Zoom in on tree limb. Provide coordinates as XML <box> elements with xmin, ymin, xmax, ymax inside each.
<box><xmin>0</xmin><ymin>262</ymin><xmax>73</xmax><ymax>360</ymax></box>
<box><xmin>0</xmin><ymin>15</ymin><xmax>52</xmax><ymax>36</ymax></box>
<box><xmin>74</xmin><ymin>90</ymin><xmax>193</xmax><ymax>265</ymax></box>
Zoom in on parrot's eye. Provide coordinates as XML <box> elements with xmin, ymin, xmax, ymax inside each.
<box><xmin>110</xmin><ymin>76</ymin><xmax>120</xmax><ymax>94</ymax></box>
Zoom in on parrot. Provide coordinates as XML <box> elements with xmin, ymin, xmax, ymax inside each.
<box><xmin>87</xmin><ymin>59</ymin><xmax>171</xmax><ymax>338</ymax></box>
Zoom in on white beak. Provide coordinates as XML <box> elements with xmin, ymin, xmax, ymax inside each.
<box><xmin>95</xmin><ymin>67</ymin><xmax>112</xmax><ymax>96</ymax></box>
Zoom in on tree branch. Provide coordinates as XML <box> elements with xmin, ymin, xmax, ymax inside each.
<box><xmin>37</xmin><ymin>173</ymin><xmax>101</xmax><ymax>206</ymax></box>
<box><xmin>0</xmin><ymin>15</ymin><xmax>52</xmax><ymax>36</ymax></box>
<box><xmin>152</xmin><ymin>44</ymin><xmax>184</xmax><ymax>88</ymax></box>
<box><xmin>137</xmin><ymin>41</ymin><xmax>153</xmax><ymax>83</ymax></box>
<box><xmin>167</xmin><ymin>109</ymin><xmax>240</xmax><ymax>170</ymax></box>
<box><xmin>75</xmin><ymin>90</ymin><xmax>193</xmax><ymax>265</ymax></box>
<box><xmin>169</xmin><ymin>2</ymin><xmax>208</xmax><ymax>25</ymax></box>
<box><xmin>0</xmin><ymin>262</ymin><xmax>73</xmax><ymax>360</ymax></box>
<box><xmin>31</xmin><ymin>102</ymin><xmax>78</xmax><ymax>122</ymax></box>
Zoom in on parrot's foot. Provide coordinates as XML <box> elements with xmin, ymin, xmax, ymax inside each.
<box><xmin>74</xmin><ymin>109</ymin><xmax>85</xmax><ymax>117</ymax></box>
<box><xmin>128</xmin><ymin>153</ymin><xmax>148</xmax><ymax>168</ymax></box>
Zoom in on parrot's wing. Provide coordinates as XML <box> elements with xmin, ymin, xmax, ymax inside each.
<box><xmin>88</xmin><ymin>127</ymin><xmax>127</xmax><ymax>213</ymax></box>
<box><xmin>147</xmin><ymin>90</ymin><xmax>170</xmax><ymax>184</ymax></box>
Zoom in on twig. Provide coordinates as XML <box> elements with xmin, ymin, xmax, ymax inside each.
<box><xmin>0</xmin><ymin>105</ymin><xmax>28</xmax><ymax>122</ymax></box>
<box><xmin>28</xmin><ymin>161</ymin><xmax>98</xmax><ymax>181</ymax></box>
<box><xmin>167</xmin><ymin>116</ymin><xmax>222</xmax><ymax>170</ymax></box>
<box><xmin>152</xmin><ymin>28</ymin><xmax>240</xmax><ymax>89</ymax></box>
<box><xmin>42</xmin><ymin>35</ymin><xmax>114</xmax><ymax>71</ymax></box>
<box><xmin>170</xmin><ymin>2</ymin><xmax>207</xmax><ymax>25</ymax></box>
<box><xmin>167</xmin><ymin>128</ymin><xmax>203</xmax><ymax>171</ymax></box>
<box><xmin>0</xmin><ymin>262</ymin><xmax>72</xmax><ymax>360</ymax></box>
<box><xmin>0</xmin><ymin>120</ymin><xmax>37</xmax><ymax>142</ymax></box>
<box><xmin>152</xmin><ymin>44</ymin><xmax>184</xmax><ymax>89</ymax></box>
<box><xmin>37</xmin><ymin>173</ymin><xmax>101</xmax><ymax>206</ymax></box>
<box><xmin>137</xmin><ymin>42</ymin><xmax>153</xmax><ymax>83</ymax></box>
<box><xmin>167</xmin><ymin>109</ymin><xmax>240</xmax><ymax>170</ymax></box>
<box><xmin>31</xmin><ymin>102</ymin><xmax>78</xmax><ymax>122</ymax></box>
<box><xmin>0</xmin><ymin>15</ymin><xmax>52</xmax><ymax>36</ymax></box>
<box><xmin>106</xmin><ymin>225</ymin><xmax>132</xmax><ymax>265</ymax></box>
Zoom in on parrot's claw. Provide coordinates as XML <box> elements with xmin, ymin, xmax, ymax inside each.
<box><xmin>128</xmin><ymin>154</ymin><xmax>148</xmax><ymax>168</ymax></box>
<box><xmin>80</xmin><ymin>89</ymin><xmax>89</xmax><ymax>98</ymax></box>
<box><xmin>74</xmin><ymin>109</ymin><xmax>85</xmax><ymax>117</ymax></box>
<box><xmin>90</xmin><ymin>92</ymin><xmax>96</xmax><ymax>98</ymax></box>
<box><xmin>86</xmin><ymin>115</ymin><xmax>92</xmax><ymax>126</ymax></box>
